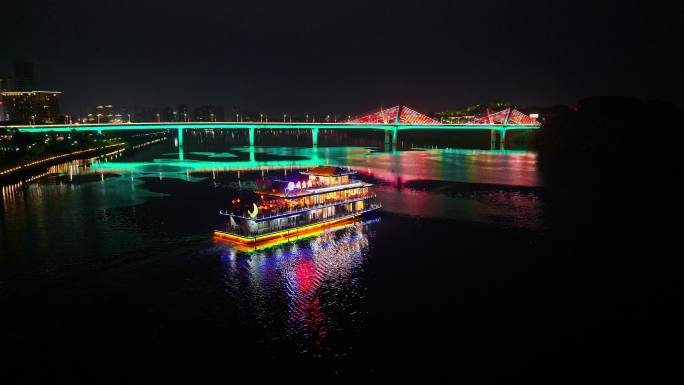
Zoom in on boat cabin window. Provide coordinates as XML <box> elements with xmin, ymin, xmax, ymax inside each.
<box><xmin>308</xmin><ymin>174</ymin><xmax>350</xmax><ymax>186</ymax></box>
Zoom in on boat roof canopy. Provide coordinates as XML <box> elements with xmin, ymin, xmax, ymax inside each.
<box><xmin>301</xmin><ymin>166</ymin><xmax>355</xmax><ymax>177</ymax></box>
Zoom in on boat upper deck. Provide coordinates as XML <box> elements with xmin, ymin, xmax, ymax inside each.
<box><xmin>256</xmin><ymin>180</ymin><xmax>372</xmax><ymax>198</ymax></box>
<box><xmin>222</xmin><ymin>166</ymin><xmax>378</xmax><ymax>221</ymax></box>
<box><xmin>255</xmin><ymin>166</ymin><xmax>372</xmax><ymax>199</ymax></box>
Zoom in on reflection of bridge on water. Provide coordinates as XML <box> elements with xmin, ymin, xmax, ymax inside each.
<box><xmin>11</xmin><ymin>105</ymin><xmax>540</xmax><ymax>158</ymax></box>
<box><xmin>89</xmin><ymin>146</ymin><xmax>537</xmax><ymax>184</ymax></box>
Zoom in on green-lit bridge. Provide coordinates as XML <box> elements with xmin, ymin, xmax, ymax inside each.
<box><xmin>8</xmin><ymin>105</ymin><xmax>540</xmax><ymax>157</ymax></box>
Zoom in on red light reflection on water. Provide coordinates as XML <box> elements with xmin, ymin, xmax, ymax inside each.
<box><xmin>354</xmin><ymin>150</ymin><xmax>542</xmax><ymax>229</ymax></box>
<box><xmin>287</xmin><ymin>258</ymin><xmax>327</xmax><ymax>351</ymax></box>
<box><xmin>355</xmin><ymin>150</ymin><xmax>539</xmax><ymax>187</ymax></box>
<box><xmin>216</xmin><ymin>221</ymin><xmax>372</xmax><ymax>356</ymax></box>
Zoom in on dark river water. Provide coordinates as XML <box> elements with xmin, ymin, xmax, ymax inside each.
<box><xmin>0</xmin><ymin>131</ymin><xmax>666</xmax><ymax>381</ymax></box>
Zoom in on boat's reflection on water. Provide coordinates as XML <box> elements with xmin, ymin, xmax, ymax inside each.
<box><xmin>216</xmin><ymin>217</ymin><xmax>378</xmax><ymax>353</ymax></box>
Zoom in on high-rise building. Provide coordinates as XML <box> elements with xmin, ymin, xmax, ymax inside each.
<box><xmin>0</xmin><ymin>77</ymin><xmax>12</xmax><ymax>121</ymax></box>
<box><xmin>160</xmin><ymin>106</ymin><xmax>175</xmax><ymax>122</ymax></box>
<box><xmin>14</xmin><ymin>62</ymin><xmax>36</xmax><ymax>92</ymax></box>
<box><xmin>0</xmin><ymin>91</ymin><xmax>61</xmax><ymax>124</ymax></box>
<box><xmin>84</xmin><ymin>104</ymin><xmax>114</xmax><ymax>123</ymax></box>
<box><xmin>193</xmin><ymin>105</ymin><xmax>224</xmax><ymax>122</ymax></box>
<box><xmin>0</xmin><ymin>76</ymin><xmax>14</xmax><ymax>92</ymax></box>
<box><xmin>177</xmin><ymin>104</ymin><xmax>190</xmax><ymax>122</ymax></box>
<box><xmin>130</xmin><ymin>106</ymin><xmax>158</xmax><ymax>122</ymax></box>
<box><xmin>95</xmin><ymin>104</ymin><xmax>113</xmax><ymax>123</ymax></box>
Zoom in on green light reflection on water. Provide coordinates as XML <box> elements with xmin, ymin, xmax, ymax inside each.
<box><xmin>91</xmin><ymin>146</ymin><xmax>536</xmax><ymax>184</ymax></box>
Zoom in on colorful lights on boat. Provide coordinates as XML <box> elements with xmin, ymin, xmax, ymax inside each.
<box><xmin>286</xmin><ymin>179</ymin><xmax>313</xmax><ymax>192</ymax></box>
<box><xmin>214</xmin><ymin>215</ymin><xmax>371</xmax><ymax>252</ymax></box>
<box><xmin>247</xmin><ymin>203</ymin><xmax>259</xmax><ymax>218</ymax></box>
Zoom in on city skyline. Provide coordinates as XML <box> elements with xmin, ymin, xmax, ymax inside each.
<box><xmin>2</xmin><ymin>0</ymin><xmax>680</xmax><ymax>115</ymax></box>
<box><xmin>1</xmin><ymin>59</ymin><xmax>543</xmax><ymax>124</ymax></box>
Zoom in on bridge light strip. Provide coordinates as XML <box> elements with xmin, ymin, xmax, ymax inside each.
<box><xmin>11</xmin><ymin>122</ymin><xmax>540</xmax><ymax>133</ymax></box>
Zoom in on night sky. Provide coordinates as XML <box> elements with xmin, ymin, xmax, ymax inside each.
<box><xmin>1</xmin><ymin>0</ymin><xmax>680</xmax><ymax>114</ymax></box>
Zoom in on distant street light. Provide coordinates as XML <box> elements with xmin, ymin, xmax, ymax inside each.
<box><xmin>260</xmin><ymin>113</ymin><xmax>263</xmax><ymax>122</ymax></box>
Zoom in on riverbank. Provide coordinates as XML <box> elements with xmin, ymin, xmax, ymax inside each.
<box><xmin>0</xmin><ymin>143</ymin><xmax>126</xmax><ymax>180</ymax></box>
<box><xmin>0</xmin><ymin>132</ymin><xmax>168</xmax><ymax>181</ymax></box>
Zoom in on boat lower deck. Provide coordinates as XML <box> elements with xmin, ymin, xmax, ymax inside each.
<box><xmin>214</xmin><ymin>207</ymin><xmax>379</xmax><ymax>251</ymax></box>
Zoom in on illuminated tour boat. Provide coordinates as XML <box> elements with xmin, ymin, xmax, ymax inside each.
<box><xmin>214</xmin><ymin>166</ymin><xmax>381</xmax><ymax>248</ymax></box>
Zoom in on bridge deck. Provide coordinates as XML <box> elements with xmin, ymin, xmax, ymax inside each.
<box><xmin>8</xmin><ymin>122</ymin><xmax>540</xmax><ymax>132</ymax></box>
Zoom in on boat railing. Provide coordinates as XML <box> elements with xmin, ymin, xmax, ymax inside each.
<box><xmin>223</xmin><ymin>193</ymin><xmax>378</xmax><ymax>220</ymax></box>
<box><xmin>221</xmin><ymin>202</ymin><xmax>381</xmax><ymax>237</ymax></box>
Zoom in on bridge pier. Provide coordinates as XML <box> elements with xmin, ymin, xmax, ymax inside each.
<box><xmin>490</xmin><ymin>130</ymin><xmax>497</xmax><ymax>150</ymax></box>
<box><xmin>392</xmin><ymin>127</ymin><xmax>398</xmax><ymax>150</ymax></box>
<box><xmin>248</xmin><ymin>127</ymin><xmax>255</xmax><ymax>147</ymax></box>
<box><xmin>499</xmin><ymin>129</ymin><xmax>507</xmax><ymax>151</ymax></box>
<box><xmin>177</xmin><ymin>127</ymin><xmax>184</xmax><ymax>160</ymax></box>
<box><xmin>384</xmin><ymin>130</ymin><xmax>392</xmax><ymax>151</ymax></box>
<box><xmin>312</xmin><ymin>127</ymin><xmax>319</xmax><ymax>147</ymax></box>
